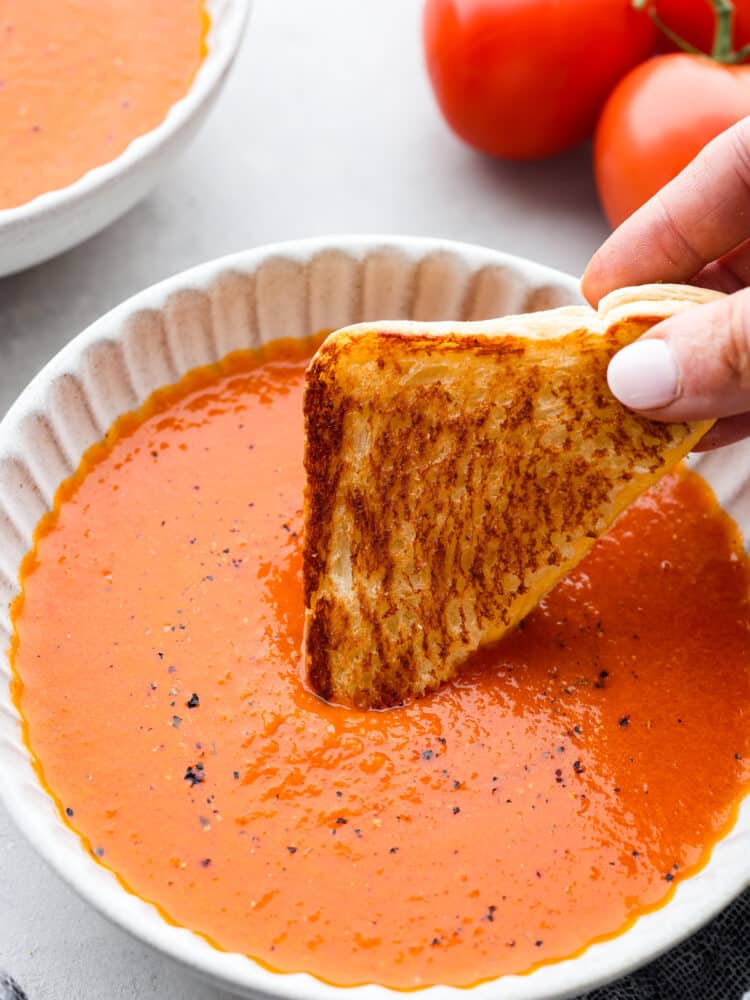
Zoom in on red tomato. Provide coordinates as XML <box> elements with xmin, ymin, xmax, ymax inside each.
<box><xmin>654</xmin><ymin>0</ymin><xmax>750</xmax><ymax>54</ymax></box>
<box><xmin>594</xmin><ymin>54</ymin><xmax>750</xmax><ymax>228</ymax></box>
<box><xmin>423</xmin><ymin>0</ymin><xmax>657</xmax><ymax>160</ymax></box>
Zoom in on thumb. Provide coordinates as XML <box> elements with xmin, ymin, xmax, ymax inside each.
<box><xmin>607</xmin><ymin>289</ymin><xmax>750</xmax><ymax>422</ymax></box>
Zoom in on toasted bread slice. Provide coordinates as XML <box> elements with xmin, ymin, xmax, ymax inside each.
<box><xmin>303</xmin><ymin>284</ymin><xmax>722</xmax><ymax>709</ymax></box>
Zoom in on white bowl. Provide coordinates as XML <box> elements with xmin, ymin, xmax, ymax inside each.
<box><xmin>0</xmin><ymin>235</ymin><xmax>748</xmax><ymax>999</ymax></box>
<box><xmin>0</xmin><ymin>0</ymin><xmax>251</xmax><ymax>278</ymax></box>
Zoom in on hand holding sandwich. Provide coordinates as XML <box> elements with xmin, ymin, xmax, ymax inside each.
<box><xmin>584</xmin><ymin>115</ymin><xmax>750</xmax><ymax>451</ymax></box>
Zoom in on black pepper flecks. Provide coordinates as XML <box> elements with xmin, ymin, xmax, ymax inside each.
<box><xmin>184</xmin><ymin>763</ymin><xmax>205</xmax><ymax>786</ymax></box>
<box><xmin>287</xmin><ymin>846</ymin><xmax>297</xmax><ymax>854</ymax></box>
<box><xmin>172</xmin><ymin>716</ymin><xmax>182</xmax><ymax>729</ymax></box>
<box><xmin>65</xmin><ymin>807</ymin><xmax>74</xmax><ymax>818</ymax></box>
<box><xmin>618</xmin><ymin>715</ymin><xmax>630</xmax><ymax>727</ymax></box>
<box><xmin>187</xmin><ymin>693</ymin><xmax>200</xmax><ymax>709</ymax></box>
<box><xmin>452</xmin><ymin>806</ymin><xmax>461</xmax><ymax>815</ymax></box>
<box><xmin>421</xmin><ymin>749</ymin><xmax>434</xmax><ymax>761</ymax></box>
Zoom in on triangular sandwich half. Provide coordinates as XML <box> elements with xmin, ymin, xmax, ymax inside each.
<box><xmin>303</xmin><ymin>284</ymin><xmax>721</xmax><ymax>709</ymax></box>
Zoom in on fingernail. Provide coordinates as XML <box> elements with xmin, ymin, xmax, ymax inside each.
<box><xmin>607</xmin><ymin>339</ymin><xmax>680</xmax><ymax>410</ymax></box>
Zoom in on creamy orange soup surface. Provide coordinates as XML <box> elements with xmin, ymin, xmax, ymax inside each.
<box><xmin>11</xmin><ymin>338</ymin><xmax>750</xmax><ymax>989</ymax></box>
<box><xmin>0</xmin><ymin>1</ymin><xmax>206</xmax><ymax>209</ymax></box>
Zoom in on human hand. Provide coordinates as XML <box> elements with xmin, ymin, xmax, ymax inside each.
<box><xmin>583</xmin><ymin>115</ymin><xmax>750</xmax><ymax>451</ymax></box>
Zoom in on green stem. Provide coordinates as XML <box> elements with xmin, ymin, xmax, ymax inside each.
<box><xmin>631</xmin><ymin>0</ymin><xmax>704</xmax><ymax>55</ymax></box>
<box><xmin>729</xmin><ymin>40</ymin><xmax>750</xmax><ymax>63</ymax></box>
<box><xmin>648</xmin><ymin>9</ymin><xmax>703</xmax><ymax>55</ymax></box>
<box><xmin>709</xmin><ymin>0</ymin><xmax>736</xmax><ymax>62</ymax></box>
<box><xmin>632</xmin><ymin>0</ymin><xmax>750</xmax><ymax>64</ymax></box>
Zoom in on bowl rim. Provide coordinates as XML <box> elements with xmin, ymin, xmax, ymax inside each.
<box><xmin>1</xmin><ymin>234</ymin><xmax>748</xmax><ymax>1000</ymax></box>
<box><xmin>0</xmin><ymin>0</ymin><xmax>252</xmax><ymax>228</ymax></box>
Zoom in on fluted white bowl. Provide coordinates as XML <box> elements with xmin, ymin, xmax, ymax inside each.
<box><xmin>0</xmin><ymin>0</ymin><xmax>251</xmax><ymax>277</ymax></box>
<box><xmin>0</xmin><ymin>236</ymin><xmax>747</xmax><ymax>999</ymax></box>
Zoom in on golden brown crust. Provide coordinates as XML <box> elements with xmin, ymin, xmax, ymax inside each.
<box><xmin>303</xmin><ymin>284</ymin><xmax>722</xmax><ymax>709</ymax></box>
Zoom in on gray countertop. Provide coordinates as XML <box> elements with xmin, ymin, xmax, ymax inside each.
<box><xmin>0</xmin><ymin>1</ymin><xmax>608</xmax><ymax>997</ymax></box>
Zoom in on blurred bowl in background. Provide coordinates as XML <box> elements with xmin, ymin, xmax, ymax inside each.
<box><xmin>0</xmin><ymin>0</ymin><xmax>252</xmax><ymax>279</ymax></box>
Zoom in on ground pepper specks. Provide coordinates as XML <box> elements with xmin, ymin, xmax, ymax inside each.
<box><xmin>10</xmin><ymin>350</ymin><xmax>750</xmax><ymax>990</ymax></box>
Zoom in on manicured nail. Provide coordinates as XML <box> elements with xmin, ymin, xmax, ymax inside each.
<box><xmin>607</xmin><ymin>339</ymin><xmax>679</xmax><ymax>411</ymax></box>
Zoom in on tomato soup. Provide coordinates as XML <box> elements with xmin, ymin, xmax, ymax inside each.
<box><xmin>10</xmin><ymin>340</ymin><xmax>750</xmax><ymax>989</ymax></box>
<box><xmin>0</xmin><ymin>1</ymin><xmax>207</xmax><ymax>209</ymax></box>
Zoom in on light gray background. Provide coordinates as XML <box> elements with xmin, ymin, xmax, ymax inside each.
<box><xmin>0</xmin><ymin>1</ymin><xmax>609</xmax><ymax>996</ymax></box>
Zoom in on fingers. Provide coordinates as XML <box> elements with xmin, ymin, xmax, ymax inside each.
<box><xmin>691</xmin><ymin>413</ymin><xmax>750</xmax><ymax>451</ymax></box>
<box><xmin>583</xmin><ymin>116</ymin><xmax>750</xmax><ymax>304</ymax></box>
<box><xmin>607</xmin><ymin>288</ymin><xmax>750</xmax><ymax>422</ymax></box>
<box><xmin>692</xmin><ymin>235</ymin><xmax>750</xmax><ymax>294</ymax></box>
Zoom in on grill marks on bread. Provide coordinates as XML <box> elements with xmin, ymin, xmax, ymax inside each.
<box><xmin>303</xmin><ymin>285</ymin><xmax>722</xmax><ymax>709</ymax></box>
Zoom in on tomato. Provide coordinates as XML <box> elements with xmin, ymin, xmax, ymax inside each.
<box><xmin>594</xmin><ymin>54</ymin><xmax>750</xmax><ymax>227</ymax></box>
<box><xmin>654</xmin><ymin>0</ymin><xmax>750</xmax><ymax>55</ymax></box>
<box><xmin>422</xmin><ymin>0</ymin><xmax>657</xmax><ymax>160</ymax></box>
